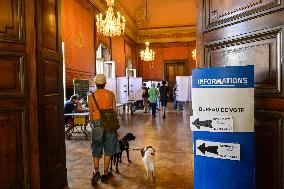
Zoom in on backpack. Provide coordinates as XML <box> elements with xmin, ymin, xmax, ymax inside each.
<box><xmin>142</xmin><ymin>87</ymin><xmax>149</xmax><ymax>98</ymax></box>
<box><xmin>92</xmin><ymin>93</ymin><xmax>120</xmax><ymax>133</ymax></box>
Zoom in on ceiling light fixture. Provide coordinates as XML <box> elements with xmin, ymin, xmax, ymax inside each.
<box><xmin>140</xmin><ymin>42</ymin><xmax>155</xmax><ymax>61</ymax></box>
<box><xmin>96</xmin><ymin>0</ymin><xmax>126</xmax><ymax>37</ymax></box>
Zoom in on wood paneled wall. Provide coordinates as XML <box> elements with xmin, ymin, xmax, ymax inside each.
<box><xmin>197</xmin><ymin>0</ymin><xmax>284</xmax><ymax>188</ymax></box>
<box><xmin>0</xmin><ymin>0</ymin><xmax>67</xmax><ymax>188</ymax></box>
<box><xmin>137</xmin><ymin>42</ymin><xmax>196</xmax><ymax>81</ymax></box>
<box><xmin>62</xmin><ymin>4</ymin><xmax>138</xmax><ymax>88</ymax></box>
<box><xmin>62</xmin><ymin>0</ymin><xmax>96</xmax><ymax>88</ymax></box>
<box><xmin>0</xmin><ymin>0</ymin><xmax>34</xmax><ymax>188</ymax></box>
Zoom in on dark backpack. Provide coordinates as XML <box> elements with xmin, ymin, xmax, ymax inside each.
<box><xmin>142</xmin><ymin>87</ymin><xmax>149</xmax><ymax>98</ymax></box>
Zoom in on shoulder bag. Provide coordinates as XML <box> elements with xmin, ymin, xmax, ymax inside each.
<box><xmin>92</xmin><ymin>92</ymin><xmax>120</xmax><ymax>133</ymax></box>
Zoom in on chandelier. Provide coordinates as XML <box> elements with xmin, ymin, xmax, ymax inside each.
<box><xmin>96</xmin><ymin>0</ymin><xmax>126</xmax><ymax>37</ymax></box>
<box><xmin>140</xmin><ymin>42</ymin><xmax>155</xmax><ymax>61</ymax></box>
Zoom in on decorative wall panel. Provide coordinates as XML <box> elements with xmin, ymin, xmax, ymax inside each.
<box><xmin>0</xmin><ymin>52</ymin><xmax>26</xmax><ymax>96</ymax></box>
<box><xmin>125</xmin><ymin>41</ymin><xmax>133</xmax><ymax>63</ymax></box>
<box><xmin>42</xmin><ymin>0</ymin><xmax>58</xmax><ymax>51</ymax></box>
<box><xmin>62</xmin><ymin>0</ymin><xmax>95</xmax><ymax>75</ymax></box>
<box><xmin>255</xmin><ymin>112</ymin><xmax>283</xmax><ymax>189</ymax></box>
<box><xmin>0</xmin><ymin>110</ymin><xmax>28</xmax><ymax>189</ymax></box>
<box><xmin>0</xmin><ymin>0</ymin><xmax>24</xmax><ymax>42</ymax></box>
<box><xmin>44</xmin><ymin>104</ymin><xmax>60</xmax><ymax>168</ymax></box>
<box><xmin>66</xmin><ymin>69</ymin><xmax>95</xmax><ymax>87</ymax></box>
<box><xmin>37</xmin><ymin>0</ymin><xmax>66</xmax><ymax>187</ymax></box>
<box><xmin>139</xmin><ymin>42</ymin><xmax>196</xmax><ymax>80</ymax></box>
<box><xmin>44</xmin><ymin>60</ymin><xmax>59</xmax><ymax>94</ymax></box>
<box><xmin>205</xmin><ymin>28</ymin><xmax>282</xmax><ymax>96</ymax></box>
<box><xmin>205</xmin><ymin>0</ymin><xmax>281</xmax><ymax>30</ymax></box>
<box><xmin>111</xmin><ymin>37</ymin><xmax>125</xmax><ymax>77</ymax></box>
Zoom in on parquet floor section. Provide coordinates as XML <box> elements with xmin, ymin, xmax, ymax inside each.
<box><xmin>65</xmin><ymin>104</ymin><xmax>194</xmax><ymax>189</ymax></box>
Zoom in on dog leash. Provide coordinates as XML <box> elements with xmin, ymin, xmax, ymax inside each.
<box><xmin>131</xmin><ymin>148</ymin><xmax>141</xmax><ymax>151</ymax></box>
<box><xmin>120</xmin><ymin>140</ymin><xmax>141</xmax><ymax>151</ymax></box>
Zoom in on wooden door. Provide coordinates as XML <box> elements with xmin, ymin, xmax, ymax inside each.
<box><xmin>0</xmin><ymin>0</ymin><xmax>39</xmax><ymax>188</ymax></box>
<box><xmin>0</xmin><ymin>0</ymin><xmax>66</xmax><ymax>188</ymax></box>
<box><xmin>197</xmin><ymin>1</ymin><xmax>284</xmax><ymax>189</ymax></box>
<box><xmin>36</xmin><ymin>0</ymin><xmax>67</xmax><ymax>188</ymax></box>
<box><xmin>165</xmin><ymin>62</ymin><xmax>185</xmax><ymax>101</ymax></box>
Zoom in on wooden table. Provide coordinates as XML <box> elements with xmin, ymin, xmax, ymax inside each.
<box><xmin>64</xmin><ymin>112</ymin><xmax>90</xmax><ymax>139</ymax></box>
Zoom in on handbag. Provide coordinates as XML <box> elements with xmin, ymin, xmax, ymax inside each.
<box><xmin>92</xmin><ymin>93</ymin><xmax>120</xmax><ymax>133</ymax></box>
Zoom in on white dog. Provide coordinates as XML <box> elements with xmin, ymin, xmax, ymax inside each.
<box><xmin>141</xmin><ymin>146</ymin><xmax>156</xmax><ymax>179</ymax></box>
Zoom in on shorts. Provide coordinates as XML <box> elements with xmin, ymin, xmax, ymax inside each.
<box><xmin>90</xmin><ymin>120</ymin><xmax>121</xmax><ymax>158</ymax></box>
<box><xmin>161</xmin><ymin>100</ymin><xmax>168</xmax><ymax>107</ymax></box>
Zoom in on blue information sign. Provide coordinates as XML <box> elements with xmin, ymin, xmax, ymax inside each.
<box><xmin>191</xmin><ymin>65</ymin><xmax>254</xmax><ymax>189</ymax></box>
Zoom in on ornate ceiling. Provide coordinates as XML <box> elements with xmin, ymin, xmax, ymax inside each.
<box><xmin>89</xmin><ymin>0</ymin><xmax>196</xmax><ymax>43</ymax></box>
<box><xmin>116</xmin><ymin>0</ymin><xmax>196</xmax><ymax>29</ymax></box>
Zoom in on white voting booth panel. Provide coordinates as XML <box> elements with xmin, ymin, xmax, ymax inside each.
<box><xmin>189</xmin><ymin>76</ymin><xmax>192</xmax><ymax>101</ymax></box>
<box><xmin>116</xmin><ymin>77</ymin><xmax>128</xmax><ymax>104</ymax></box>
<box><xmin>144</xmin><ymin>81</ymin><xmax>165</xmax><ymax>88</ymax></box>
<box><xmin>129</xmin><ymin>77</ymin><xmax>142</xmax><ymax>101</ymax></box>
<box><xmin>105</xmin><ymin>78</ymin><xmax>116</xmax><ymax>95</ymax></box>
<box><xmin>176</xmin><ymin>76</ymin><xmax>191</xmax><ymax>102</ymax></box>
<box><xmin>145</xmin><ymin>81</ymin><xmax>152</xmax><ymax>89</ymax></box>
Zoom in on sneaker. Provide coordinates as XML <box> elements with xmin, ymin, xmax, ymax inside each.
<box><xmin>162</xmin><ymin>114</ymin><xmax>165</xmax><ymax>119</ymax></box>
<box><xmin>101</xmin><ymin>171</ymin><xmax>113</xmax><ymax>183</ymax></box>
<box><xmin>91</xmin><ymin>172</ymin><xmax>101</xmax><ymax>185</ymax></box>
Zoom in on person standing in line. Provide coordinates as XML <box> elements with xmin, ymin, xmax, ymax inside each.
<box><xmin>156</xmin><ymin>83</ymin><xmax>161</xmax><ymax>111</ymax></box>
<box><xmin>88</xmin><ymin>74</ymin><xmax>120</xmax><ymax>185</ymax></box>
<box><xmin>173</xmin><ymin>84</ymin><xmax>177</xmax><ymax>110</ymax></box>
<box><xmin>159</xmin><ymin>81</ymin><xmax>169</xmax><ymax>119</ymax></box>
<box><xmin>148</xmin><ymin>83</ymin><xmax>158</xmax><ymax>117</ymax></box>
<box><xmin>142</xmin><ymin>83</ymin><xmax>149</xmax><ymax>113</ymax></box>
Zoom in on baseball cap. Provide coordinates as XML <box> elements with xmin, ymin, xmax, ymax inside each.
<box><xmin>94</xmin><ymin>74</ymin><xmax>106</xmax><ymax>84</ymax></box>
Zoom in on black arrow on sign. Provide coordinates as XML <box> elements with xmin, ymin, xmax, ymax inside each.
<box><xmin>192</xmin><ymin>118</ymin><xmax>213</xmax><ymax>129</ymax></box>
<box><xmin>197</xmin><ymin>143</ymin><xmax>219</xmax><ymax>155</ymax></box>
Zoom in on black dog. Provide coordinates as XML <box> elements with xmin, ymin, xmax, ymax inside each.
<box><xmin>110</xmin><ymin>133</ymin><xmax>136</xmax><ymax>173</ymax></box>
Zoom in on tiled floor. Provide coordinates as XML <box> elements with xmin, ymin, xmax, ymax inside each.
<box><xmin>65</xmin><ymin>104</ymin><xmax>194</xmax><ymax>189</ymax></box>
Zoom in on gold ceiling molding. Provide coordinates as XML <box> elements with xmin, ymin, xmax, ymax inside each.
<box><xmin>88</xmin><ymin>0</ymin><xmax>196</xmax><ymax>43</ymax></box>
<box><xmin>136</xmin><ymin>26</ymin><xmax>196</xmax><ymax>43</ymax></box>
<box><xmin>89</xmin><ymin>0</ymin><xmax>138</xmax><ymax>40</ymax></box>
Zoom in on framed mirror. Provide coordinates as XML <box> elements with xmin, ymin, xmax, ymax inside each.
<box><xmin>104</xmin><ymin>61</ymin><xmax>115</xmax><ymax>78</ymax></box>
<box><xmin>126</xmin><ymin>68</ymin><xmax>136</xmax><ymax>78</ymax></box>
<box><xmin>96</xmin><ymin>43</ymin><xmax>111</xmax><ymax>75</ymax></box>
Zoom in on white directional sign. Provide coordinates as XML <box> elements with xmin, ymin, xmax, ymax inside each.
<box><xmin>190</xmin><ymin>116</ymin><xmax>233</xmax><ymax>132</ymax></box>
<box><xmin>196</xmin><ymin>140</ymin><xmax>240</xmax><ymax>161</ymax></box>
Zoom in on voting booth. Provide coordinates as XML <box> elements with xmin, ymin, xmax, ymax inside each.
<box><xmin>176</xmin><ymin>76</ymin><xmax>191</xmax><ymax>102</ymax></box>
<box><xmin>116</xmin><ymin>77</ymin><xmax>143</xmax><ymax>104</ymax></box>
<box><xmin>191</xmin><ymin>66</ymin><xmax>255</xmax><ymax>189</ymax></box>
<box><xmin>128</xmin><ymin>77</ymin><xmax>143</xmax><ymax>101</ymax></box>
<box><xmin>116</xmin><ymin>77</ymin><xmax>128</xmax><ymax>104</ymax></box>
<box><xmin>105</xmin><ymin>78</ymin><xmax>117</xmax><ymax>95</ymax></box>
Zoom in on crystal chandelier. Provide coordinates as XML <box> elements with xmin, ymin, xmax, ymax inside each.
<box><xmin>96</xmin><ymin>0</ymin><xmax>126</xmax><ymax>37</ymax></box>
<box><xmin>140</xmin><ymin>42</ymin><xmax>155</xmax><ymax>61</ymax></box>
